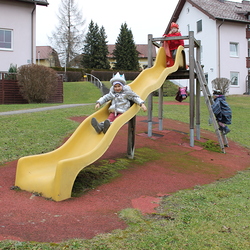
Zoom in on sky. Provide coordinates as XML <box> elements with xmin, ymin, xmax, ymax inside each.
<box><xmin>36</xmin><ymin>0</ymin><xmax>243</xmax><ymax>47</ymax></box>
<box><xmin>36</xmin><ymin>0</ymin><xmax>179</xmax><ymax>46</ymax></box>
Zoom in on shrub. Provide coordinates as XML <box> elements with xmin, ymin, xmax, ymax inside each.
<box><xmin>4</xmin><ymin>63</ymin><xmax>17</xmax><ymax>80</ymax></box>
<box><xmin>65</xmin><ymin>71</ymin><xmax>83</xmax><ymax>82</ymax></box>
<box><xmin>8</xmin><ymin>63</ymin><xmax>17</xmax><ymax>74</ymax></box>
<box><xmin>17</xmin><ymin>64</ymin><xmax>58</xmax><ymax>103</ymax></box>
<box><xmin>211</xmin><ymin>78</ymin><xmax>230</xmax><ymax>95</ymax></box>
<box><xmin>91</xmin><ymin>70</ymin><xmax>140</xmax><ymax>81</ymax></box>
<box><xmin>164</xmin><ymin>80</ymin><xmax>181</xmax><ymax>96</ymax></box>
<box><xmin>153</xmin><ymin>80</ymin><xmax>179</xmax><ymax>96</ymax></box>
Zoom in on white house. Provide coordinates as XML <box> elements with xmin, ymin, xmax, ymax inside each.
<box><xmin>166</xmin><ymin>0</ymin><xmax>250</xmax><ymax>95</ymax></box>
<box><xmin>0</xmin><ymin>0</ymin><xmax>48</xmax><ymax>72</ymax></box>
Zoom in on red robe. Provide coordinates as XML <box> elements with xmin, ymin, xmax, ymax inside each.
<box><xmin>163</xmin><ymin>32</ymin><xmax>184</xmax><ymax>67</ymax></box>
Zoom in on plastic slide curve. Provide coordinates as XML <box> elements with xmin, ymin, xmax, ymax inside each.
<box><xmin>15</xmin><ymin>46</ymin><xmax>186</xmax><ymax>201</ymax></box>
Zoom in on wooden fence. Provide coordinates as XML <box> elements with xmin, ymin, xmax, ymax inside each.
<box><xmin>0</xmin><ymin>73</ymin><xmax>63</xmax><ymax>104</ymax></box>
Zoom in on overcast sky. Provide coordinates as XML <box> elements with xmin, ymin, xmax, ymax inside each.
<box><xmin>36</xmin><ymin>0</ymin><xmax>179</xmax><ymax>46</ymax></box>
<box><xmin>36</xmin><ymin>0</ymin><xmax>243</xmax><ymax>46</ymax></box>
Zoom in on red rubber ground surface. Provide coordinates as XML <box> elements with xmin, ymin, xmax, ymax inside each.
<box><xmin>0</xmin><ymin>115</ymin><xmax>249</xmax><ymax>243</ymax></box>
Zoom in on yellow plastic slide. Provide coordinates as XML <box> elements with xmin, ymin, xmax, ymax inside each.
<box><xmin>15</xmin><ymin>46</ymin><xmax>186</xmax><ymax>201</ymax></box>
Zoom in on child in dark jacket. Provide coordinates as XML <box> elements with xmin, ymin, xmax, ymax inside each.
<box><xmin>211</xmin><ymin>90</ymin><xmax>232</xmax><ymax>135</ymax></box>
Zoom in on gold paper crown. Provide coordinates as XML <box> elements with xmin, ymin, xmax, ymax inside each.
<box><xmin>110</xmin><ymin>72</ymin><xmax>126</xmax><ymax>85</ymax></box>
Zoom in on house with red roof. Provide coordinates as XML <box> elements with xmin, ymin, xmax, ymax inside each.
<box><xmin>36</xmin><ymin>46</ymin><xmax>61</xmax><ymax>67</ymax></box>
<box><xmin>70</xmin><ymin>44</ymin><xmax>156</xmax><ymax>70</ymax></box>
<box><xmin>0</xmin><ymin>0</ymin><xmax>48</xmax><ymax>72</ymax></box>
<box><xmin>107</xmin><ymin>44</ymin><xmax>157</xmax><ymax>70</ymax></box>
<box><xmin>167</xmin><ymin>0</ymin><xmax>250</xmax><ymax>94</ymax></box>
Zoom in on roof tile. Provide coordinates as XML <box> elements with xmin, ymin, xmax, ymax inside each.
<box><xmin>36</xmin><ymin>46</ymin><xmax>53</xmax><ymax>59</ymax></box>
<box><xmin>189</xmin><ymin>0</ymin><xmax>250</xmax><ymax>22</ymax></box>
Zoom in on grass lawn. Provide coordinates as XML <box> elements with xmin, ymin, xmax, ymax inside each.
<box><xmin>0</xmin><ymin>82</ymin><xmax>101</xmax><ymax>113</ymax></box>
<box><xmin>0</xmin><ymin>82</ymin><xmax>250</xmax><ymax>249</ymax></box>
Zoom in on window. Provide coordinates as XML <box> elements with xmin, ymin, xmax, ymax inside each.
<box><xmin>197</xmin><ymin>20</ymin><xmax>202</xmax><ymax>33</ymax></box>
<box><xmin>230</xmin><ymin>72</ymin><xmax>239</xmax><ymax>86</ymax></box>
<box><xmin>0</xmin><ymin>29</ymin><xmax>13</xmax><ymax>50</ymax></box>
<box><xmin>230</xmin><ymin>42</ymin><xmax>238</xmax><ymax>57</ymax></box>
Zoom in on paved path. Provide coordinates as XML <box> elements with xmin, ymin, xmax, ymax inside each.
<box><xmin>0</xmin><ymin>104</ymin><xmax>92</xmax><ymax>116</ymax></box>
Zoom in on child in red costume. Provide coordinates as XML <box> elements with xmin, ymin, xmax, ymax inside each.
<box><xmin>163</xmin><ymin>22</ymin><xmax>184</xmax><ymax>67</ymax></box>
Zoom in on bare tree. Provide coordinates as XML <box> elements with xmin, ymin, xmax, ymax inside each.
<box><xmin>49</xmin><ymin>0</ymin><xmax>85</xmax><ymax>67</ymax></box>
<box><xmin>211</xmin><ymin>78</ymin><xmax>230</xmax><ymax>95</ymax></box>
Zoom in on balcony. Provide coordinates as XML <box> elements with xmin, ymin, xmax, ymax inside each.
<box><xmin>246</xmin><ymin>57</ymin><xmax>250</xmax><ymax>68</ymax></box>
<box><xmin>246</xmin><ymin>28</ymin><xmax>250</xmax><ymax>39</ymax></box>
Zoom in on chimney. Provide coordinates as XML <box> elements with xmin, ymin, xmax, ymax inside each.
<box><xmin>218</xmin><ymin>0</ymin><xmax>225</xmax><ymax>3</ymax></box>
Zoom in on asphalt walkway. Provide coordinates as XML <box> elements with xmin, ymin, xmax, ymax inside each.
<box><xmin>0</xmin><ymin>104</ymin><xmax>92</xmax><ymax>116</ymax></box>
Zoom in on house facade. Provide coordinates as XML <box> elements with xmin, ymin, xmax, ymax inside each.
<box><xmin>70</xmin><ymin>44</ymin><xmax>156</xmax><ymax>70</ymax></box>
<box><xmin>36</xmin><ymin>46</ymin><xmax>61</xmax><ymax>67</ymax></box>
<box><xmin>167</xmin><ymin>0</ymin><xmax>250</xmax><ymax>95</ymax></box>
<box><xmin>107</xmin><ymin>44</ymin><xmax>156</xmax><ymax>70</ymax></box>
<box><xmin>0</xmin><ymin>0</ymin><xmax>48</xmax><ymax>72</ymax></box>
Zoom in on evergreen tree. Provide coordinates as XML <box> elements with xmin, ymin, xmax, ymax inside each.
<box><xmin>82</xmin><ymin>21</ymin><xmax>98</xmax><ymax>69</ymax></box>
<box><xmin>98</xmin><ymin>26</ymin><xmax>110</xmax><ymax>69</ymax></box>
<box><xmin>113</xmin><ymin>23</ymin><xmax>140</xmax><ymax>71</ymax></box>
<box><xmin>82</xmin><ymin>21</ymin><xmax>110</xmax><ymax>69</ymax></box>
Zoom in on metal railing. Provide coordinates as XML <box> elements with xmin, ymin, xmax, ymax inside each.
<box><xmin>86</xmin><ymin>73</ymin><xmax>103</xmax><ymax>89</ymax></box>
<box><xmin>85</xmin><ymin>73</ymin><xmax>109</xmax><ymax>95</ymax></box>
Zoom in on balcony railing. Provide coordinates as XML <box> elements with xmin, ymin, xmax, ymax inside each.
<box><xmin>246</xmin><ymin>27</ymin><xmax>250</xmax><ymax>39</ymax></box>
<box><xmin>246</xmin><ymin>57</ymin><xmax>250</xmax><ymax>68</ymax></box>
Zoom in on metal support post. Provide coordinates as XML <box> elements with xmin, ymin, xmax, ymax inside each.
<box><xmin>189</xmin><ymin>31</ymin><xmax>195</xmax><ymax>147</ymax></box>
<box><xmin>158</xmin><ymin>84</ymin><xmax>164</xmax><ymax>130</ymax></box>
<box><xmin>147</xmin><ymin>34</ymin><xmax>153</xmax><ymax>137</ymax></box>
<box><xmin>127</xmin><ymin>116</ymin><xmax>136</xmax><ymax>159</ymax></box>
<box><xmin>196</xmin><ymin>40</ymin><xmax>201</xmax><ymax>140</ymax></box>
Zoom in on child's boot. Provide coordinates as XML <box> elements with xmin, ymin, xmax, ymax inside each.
<box><xmin>91</xmin><ymin>118</ymin><xmax>103</xmax><ymax>134</ymax></box>
<box><xmin>103</xmin><ymin>119</ymin><xmax>111</xmax><ymax>134</ymax></box>
<box><xmin>223</xmin><ymin>126</ymin><xmax>230</xmax><ymax>135</ymax></box>
<box><xmin>219</xmin><ymin>125</ymin><xmax>223</xmax><ymax>132</ymax></box>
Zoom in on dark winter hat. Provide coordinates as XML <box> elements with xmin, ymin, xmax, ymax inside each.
<box><xmin>213</xmin><ymin>89</ymin><xmax>222</xmax><ymax>95</ymax></box>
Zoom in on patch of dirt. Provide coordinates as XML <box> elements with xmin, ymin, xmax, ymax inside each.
<box><xmin>0</xmin><ymin>116</ymin><xmax>249</xmax><ymax>242</ymax></box>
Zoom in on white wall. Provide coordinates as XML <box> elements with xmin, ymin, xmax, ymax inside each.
<box><xmin>177</xmin><ymin>2</ymin><xmax>217</xmax><ymax>92</ymax></box>
<box><xmin>0</xmin><ymin>1</ymin><xmax>36</xmax><ymax>71</ymax></box>
<box><xmin>176</xmin><ymin>2</ymin><xmax>248</xmax><ymax>95</ymax></box>
<box><xmin>219</xmin><ymin>22</ymin><xmax>248</xmax><ymax>95</ymax></box>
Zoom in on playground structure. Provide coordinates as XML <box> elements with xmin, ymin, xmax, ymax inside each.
<box><xmin>147</xmin><ymin>31</ymin><xmax>228</xmax><ymax>152</ymax></box>
<box><xmin>15</xmin><ymin>45</ymin><xmax>186</xmax><ymax>201</ymax></box>
<box><xmin>15</xmin><ymin>31</ymin><xmax>227</xmax><ymax>202</ymax></box>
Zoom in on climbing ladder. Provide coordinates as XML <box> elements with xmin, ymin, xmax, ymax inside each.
<box><xmin>194</xmin><ymin>61</ymin><xmax>228</xmax><ymax>153</ymax></box>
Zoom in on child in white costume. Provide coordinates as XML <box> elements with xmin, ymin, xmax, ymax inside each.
<box><xmin>91</xmin><ymin>72</ymin><xmax>147</xmax><ymax>134</ymax></box>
